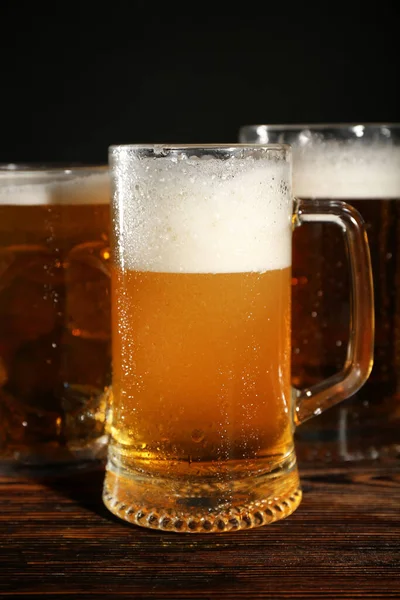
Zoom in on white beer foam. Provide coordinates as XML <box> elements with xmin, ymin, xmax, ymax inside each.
<box><xmin>292</xmin><ymin>143</ymin><xmax>400</xmax><ymax>199</ymax></box>
<box><xmin>113</xmin><ymin>156</ymin><xmax>292</xmax><ymax>273</ymax></box>
<box><xmin>0</xmin><ymin>170</ymin><xmax>110</xmax><ymax>205</ymax></box>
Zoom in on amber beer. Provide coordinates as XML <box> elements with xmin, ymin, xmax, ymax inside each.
<box><xmin>239</xmin><ymin>124</ymin><xmax>400</xmax><ymax>460</ymax></box>
<box><xmin>291</xmin><ymin>141</ymin><xmax>400</xmax><ymax>460</ymax></box>
<box><xmin>0</xmin><ymin>166</ymin><xmax>111</xmax><ymax>467</ymax></box>
<box><xmin>104</xmin><ymin>146</ymin><xmax>302</xmax><ymax>532</ymax></box>
<box><xmin>111</xmin><ymin>267</ymin><xmax>292</xmax><ymax>470</ymax></box>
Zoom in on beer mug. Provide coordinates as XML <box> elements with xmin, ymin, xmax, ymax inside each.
<box><xmin>0</xmin><ymin>165</ymin><xmax>111</xmax><ymax>470</ymax></box>
<box><xmin>103</xmin><ymin>144</ymin><xmax>373</xmax><ymax>533</ymax></box>
<box><xmin>240</xmin><ymin>124</ymin><xmax>399</xmax><ymax>462</ymax></box>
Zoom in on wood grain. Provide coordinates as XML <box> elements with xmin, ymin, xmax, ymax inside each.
<box><xmin>0</xmin><ymin>461</ymin><xmax>399</xmax><ymax>599</ymax></box>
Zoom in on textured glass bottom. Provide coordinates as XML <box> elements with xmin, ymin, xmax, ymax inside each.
<box><xmin>103</xmin><ymin>454</ymin><xmax>302</xmax><ymax>533</ymax></box>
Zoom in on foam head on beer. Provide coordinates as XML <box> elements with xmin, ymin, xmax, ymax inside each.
<box><xmin>291</xmin><ymin>140</ymin><xmax>400</xmax><ymax>199</ymax></box>
<box><xmin>0</xmin><ymin>167</ymin><xmax>110</xmax><ymax>205</ymax></box>
<box><xmin>110</xmin><ymin>146</ymin><xmax>292</xmax><ymax>273</ymax></box>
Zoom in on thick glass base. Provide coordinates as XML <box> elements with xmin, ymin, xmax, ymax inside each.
<box><xmin>103</xmin><ymin>452</ymin><xmax>302</xmax><ymax>533</ymax></box>
<box><xmin>0</xmin><ymin>384</ymin><xmax>111</xmax><ymax>474</ymax></box>
<box><xmin>0</xmin><ymin>434</ymin><xmax>108</xmax><ymax>475</ymax></box>
<box><xmin>295</xmin><ymin>392</ymin><xmax>400</xmax><ymax>464</ymax></box>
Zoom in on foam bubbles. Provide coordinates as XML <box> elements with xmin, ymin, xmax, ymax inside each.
<box><xmin>111</xmin><ymin>151</ymin><xmax>292</xmax><ymax>274</ymax></box>
<box><xmin>292</xmin><ymin>142</ymin><xmax>400</xmax><ymax>199</ymax></box>
<box><xmin>0</xmin><ymin>170</ymin><xmax>110</xmax><ymax>206</ymax></box>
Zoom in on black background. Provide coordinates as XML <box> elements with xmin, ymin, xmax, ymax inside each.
<box><xmin>1</xmin><ymin>5</ymin><xmax>398</xmax><ymax>164</ymax></box>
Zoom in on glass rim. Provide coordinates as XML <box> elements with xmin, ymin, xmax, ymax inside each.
<box><xmin>239</xmin><ymin>122</ymin><xmax>400</xmax><ymax>132</ymax></box>
<box><xmin>0</xmin><ymin>163</ymin><xmax>108</xmax><ymax>175</ymax></box>
<box><xmin>109</xmin><ymin>142</ymin><xmax>291</xmax><ymax>151</ymax></box>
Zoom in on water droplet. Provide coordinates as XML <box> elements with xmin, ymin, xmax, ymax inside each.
<box><xmin>191</xmin><ymin>429</ymin><xmax>205</xmax><ymax>443</ymax></box>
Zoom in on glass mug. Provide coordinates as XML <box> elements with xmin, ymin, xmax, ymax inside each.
<box><xmin>240</xmin><ymin>124</ymin><xmax>399</xmax><ymax>462</ymax></box>
<box><xmin>103</xmin><ymin>144</ymin><xmax>373</xmax><ymax>533</ymax></box>
<box><xmin>0</xmin><ymin>164</ymin><xmax>111</xmax><ymax>470</ymax></box>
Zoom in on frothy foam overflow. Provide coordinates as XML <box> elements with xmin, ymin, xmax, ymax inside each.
<box><xmin>292</xmin><ymin>143</ymin><xmax>400</xmax><ymax>199</ymax></box>
<box><xmin>0</xmin><ymin>171</ymin><xmax>110</xmax><ymax>206</ymax></box>
<box><xmin>112</xmin><ymin>155</ymin><xmax>292</xmax><ymax>274</ymax></box>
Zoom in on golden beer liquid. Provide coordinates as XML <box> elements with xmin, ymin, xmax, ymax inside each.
<box><xmin>293</xmin><ymin>197</ymin><xmax>400</xmax><ymax>461</ymax></box>
<box><xmin>0</xmin><ymin>199</ymin><xmax>111</xmax><ymax>467</ymax></box>
<box><xmin>104</xmin><ymin>266</ymin><xmax>301</xmax><ymax>532</ymax></box>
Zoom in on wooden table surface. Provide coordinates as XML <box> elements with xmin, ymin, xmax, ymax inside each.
<box><xmin>0</xmin><ymin>460</ymin><xmax>399</xmax><ymax>599</ymax></box>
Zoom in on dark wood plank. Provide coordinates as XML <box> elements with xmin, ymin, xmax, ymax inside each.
<box><xmin>0</xmin><ymin>462</ymin><xmax>399</xmax><ymax>599</ymax></box>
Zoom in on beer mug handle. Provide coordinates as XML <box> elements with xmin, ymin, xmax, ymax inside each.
<box><xmin>293</xmin><ymin>198</ymin><xmax>374</xmax><ymax>426</ymax></box>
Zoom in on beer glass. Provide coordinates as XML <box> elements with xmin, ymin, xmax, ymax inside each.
<box><xmin>0</xmin><ymin>165</ymin><xmax>111</xmax><ymax>470</ymax></box>
<box><xmin>239</xmin><ymin>123</ymin><xmax>400</xmax><ymax>462</ymax></box>
<box><xmin>104</xmin><ymin>144</ymin><xmax>373</xmax><ymax>533</ymax></box>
